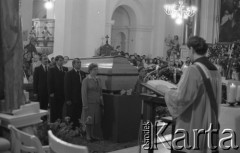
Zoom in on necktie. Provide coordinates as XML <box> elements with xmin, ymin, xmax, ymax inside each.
<box><xmin>78</xmin><ymin>71</ymin><xmax>82</xmax><ymax>83</ymax></box>
<box><xmin>45</xmin><ymin>66</ymin><xmax>48</xmax><ymax>72</ymax></box>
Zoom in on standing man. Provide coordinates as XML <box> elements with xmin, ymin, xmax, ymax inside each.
<box><xmin>48</xmin><ymin>55</ymin><xmax>68</xmax><ymax>122</ymax></box>
<box><xmin>64</xmin><ymin>58</ymin><xmax>86</xmax><ymax>127</ymax></box>
<box><xmin>164</xmin><ymin>36</ymin><xmax>221</xmax><ymax>153</ymax></box>
<box><xmin>33</xmin><ymin>55</ymin><xmax>49</xmax><ymax>110</ymax></box>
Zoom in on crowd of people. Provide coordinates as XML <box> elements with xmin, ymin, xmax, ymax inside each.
<box><xmin>109</xmin><ymin>51</ymin><xmax>191</xmax><ymax>70</ymax></box>
<box><xmin>28</xmin><ymin>45</ymin><xmax>192</xmax><ymax>141</ymax></box>
<box><xmin>29</xmin><ymin>36</ymin><xmax>224</xmax><ymax>152</ymax></box>
<box><xmin>29</xmin><ymin>49</ymin><xmax>193</xmax><ymax>137</ymax></box>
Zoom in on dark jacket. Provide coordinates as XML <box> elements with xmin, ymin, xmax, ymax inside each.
<box><xmin>33</xmin><ymin>65</ymin><xmax>48</xmax><ymax>96</ymax></box>
<box><xmin>47</xmin><ymin>65</ymin><xmax>68</xmax><ymax>98</ymax></box>
<box><xmin>64</xmin><ymin>69</ymin><xmax>86</xmax><ymax>103</ymax></box>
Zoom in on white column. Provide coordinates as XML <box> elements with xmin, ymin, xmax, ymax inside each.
<box><xmin>54</xmin><ymin>0</ymin><xmax>89</xmax><ymax>58</ymax></box>
<box><xmin>132</xmin><ymin>27</ymin><xmax>152</xmax><ymax>56</ymax></box>
<box><xmin>192</xmin><ymin>0</ymin><xmax>201</xmax><ymax>36</ymax></box>
<box><xmin>52</xmin><ymin>0</ymin><xmax>66</xmax><ymax>56</ymax></box>
<box><xmin>47</xmin><ymin>1</ymin><xmax>55</xmax><ymax>19</ymax></box>
<box><xmin>200</xmin><ymin>0</ymin><xmax>216</xmax><ymax>43</ymax></box>
<box><xmin>53</xmin><ymin>0</ymin><xmax>107</xmax><ymax>58</ymax></box>
<box><xmin>85</xmin><ymin>0</ymin><xmax>107</xmax><ymax>57</ymax></box>
<box><xmin>152</xmin><ymin>0</ymin><xmax>167</xmax><ymax>57</ymax></box>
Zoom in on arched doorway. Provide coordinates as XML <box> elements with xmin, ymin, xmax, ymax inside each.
<box><xmin>111</xmin><ymin>5</ymin><xmax>137</xmax><ymax>53</ymax></box>
<box><xmin>114</xmin><ymin>32</ymin><xmax>126</xmax><ymax>51</ymax></box>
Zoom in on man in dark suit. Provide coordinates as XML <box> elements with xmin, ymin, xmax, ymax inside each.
<box><xmin>33</xmin><ymin>55</ymin><xmax>49</xmax><ymax>110</ymax></box>
<box><xmin>48</xmin><ymin>55</ymin><xmax>68</xmax><ymax>122</ymax></box>
<box><xmin>64</xmin><ymin>58</ymin><xmax>86</xmax><ymax>127</ymax></box>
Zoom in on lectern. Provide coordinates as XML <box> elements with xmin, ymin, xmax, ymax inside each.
<box><xmin>139</xmin><ymin>83</ymin><xmax>179</xmax><ymax>153</ymax></box>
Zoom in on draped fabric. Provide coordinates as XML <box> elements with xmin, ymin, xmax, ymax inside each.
<box><xmin>0</xmin><ymin>0</ymin><xmax>24</xmax><ymax>112</ymax></box>
<box><xmin>165</xmin><ymin>63</ymin><xmax>222</xmax><ymax>153</ymax></box>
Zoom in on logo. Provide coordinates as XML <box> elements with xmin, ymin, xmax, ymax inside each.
<box><xmin>141</xmin><ymin>121</ymin><xmax>239</xmax><ymax>151</ymax></box>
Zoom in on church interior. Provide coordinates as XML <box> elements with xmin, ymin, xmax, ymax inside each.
<box><xmin>0</xmin><ymin>0</ymin><xmax>240</xmax><ymax>153</ymax></box>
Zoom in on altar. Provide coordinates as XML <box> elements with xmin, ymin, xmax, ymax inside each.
<box><xmin>102</xmin><ymin>94</ymin><xmax>141</xmax><ymax>142</ymax></box>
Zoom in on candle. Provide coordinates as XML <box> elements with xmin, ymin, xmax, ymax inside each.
<box><xmin>228</xmin><ymin>83</ymin><xmax>237</xmax><ymax>103</ymax></box>
<box><xmin>236</xmin><ymin>85</ymin><xmax>240</xmax><ymax>102</ymax></box>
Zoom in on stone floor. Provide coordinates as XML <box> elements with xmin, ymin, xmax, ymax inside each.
<box><xmin>109</xmin><ymin>134</ymin><xmax>172</xmax><ymax>153</ymax></box>
<box><xmin>109</xmin><ymin>141</ymin><xmax>171</xmax><ymax>153</ymax></box>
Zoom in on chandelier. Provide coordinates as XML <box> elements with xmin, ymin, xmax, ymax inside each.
<box><xmin>164</xmin><ymin>0</ymin><xmax>197</xmax><ymax>24</ymax></box>
<box><xmin>44</xmin><ymin>0</ymin><xmax>55</xmax><ymax>10</ymax></box>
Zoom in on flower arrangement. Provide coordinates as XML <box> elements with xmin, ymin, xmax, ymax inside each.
<box><xmin>36</xmin><ymin>117</ymin><xmax>87</xmax><ymax>145</ymax></box>
<box><xmin>155</xmin><ymin>106</ymin><xmax>171</xmax><ymax>120</ymax></box>
<box><xmin>207</xmin><ymin>41</ymin><xmax>240</xmax><ymax>79</ymax></box>
<box><xmin>120</xmin><ymin>89</ymin><xmax>133</xmax><ymax>95</ymax></box>
<box><xmin>144</xmin><ymin>66</ymin><xmax>182</xmax><ymax>84</ymax></box>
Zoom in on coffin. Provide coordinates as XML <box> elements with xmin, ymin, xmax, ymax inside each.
<box><xmin>67</xmin><ymin>56</ymin><xmax>138</xmax><ymax>91</ymax></box>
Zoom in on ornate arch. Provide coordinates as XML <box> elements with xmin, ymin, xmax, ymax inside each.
<box><xmin>109</xmin><ymin>0</ymin><xmax>145</xmax><ymax>26</ymax></box>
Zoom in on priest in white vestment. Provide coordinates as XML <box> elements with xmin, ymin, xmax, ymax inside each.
<box><xmin>164</xmin><ymin>36</ymin><xmax>222</xmax><ymax>153</ymax></box>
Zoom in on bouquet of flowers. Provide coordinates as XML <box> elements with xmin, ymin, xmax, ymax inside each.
<box><xmin>208</xmin><ymin>41</ymin><xmax>240</xmax><ymax>78</ymax></box>
<box><xmin>36</xmin><ymin>117</ymin><xmax>88</xmax><ymax>145</ymax></box>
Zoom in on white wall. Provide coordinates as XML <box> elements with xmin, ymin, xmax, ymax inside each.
<box><xmin>53</xmin><ymin>0</ymin><xmax>180</xmax><ymax>58</ymax></box>
<box><xmin>32</xmin><ymin>0</ymin><xmax>46</xmax><ymax>18</ymax></box>
<box><xmin>52</xmin><ymin>0</ymin><xmax>218</xmax><ymax>59</ymax></box>
<box><xmin>53</xmin><ymin>0</ymin><xmax>107</xmax><ymax>58</ymax></box>
<box><xmin>111</xmin><ymin>5</ymin><xmax>134</xmax><ymax>52</ymax></box>
<box><xmin>151</xmin><ymin>0</ymin><xmax>167</xmax><ymax>57</ymax></box>
<box><xmin>107</xmin><ymin>0</ymin><xmax>154</xmax><ymax>56</ymax></box>
<box><xmin>53</xmin><ymin>0</ymin><xmax>66</xmax><ymax>56</ymax></box>
<box><xmin>112</xmin><ymin>6</ymin><xmax>130</xmax><ymax>26</ymax></box>
<box><xmin>85</xmin><ymin>0</ymin><xmax>107</xmax><ymax>57</ymax></box>
<box><xmin>200</xmin><ymin>0</ymin><xmax>218</xmax><ymax>44</ymax></box>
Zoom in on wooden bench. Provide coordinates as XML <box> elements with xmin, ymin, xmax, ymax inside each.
<box><xmin>8</xmin><ymin>125</ymin><xmax>49</xmax><ymax>153</ymax></box>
